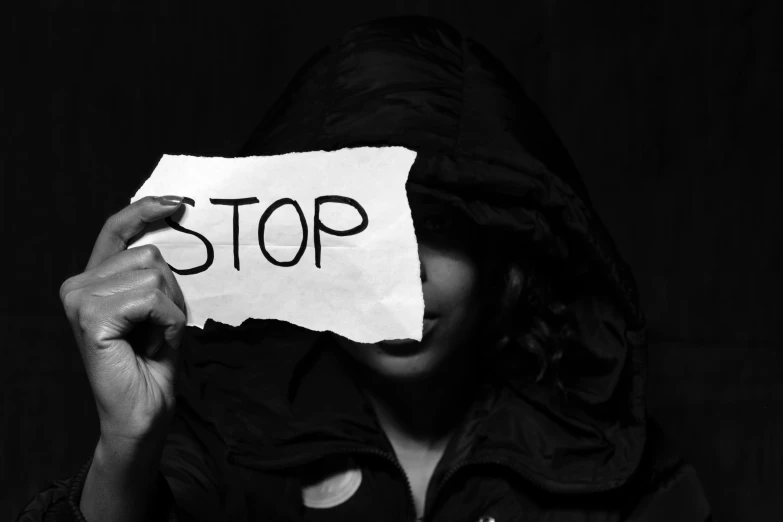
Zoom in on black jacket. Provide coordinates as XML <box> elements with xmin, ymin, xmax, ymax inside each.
<box><xmin>18</xmin><ymin>15</ymin><xmax>711</xmax><ymax>522</ymax></box>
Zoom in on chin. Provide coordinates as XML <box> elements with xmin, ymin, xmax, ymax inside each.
<box><xmin>336</xmin><ymin>335</ymin><xmax>447</xmax><ymax>381</ymax></box>
<box><xmin>362</xmin><ymin>345</ymin><xmax>442</xmax><ymax>380</ymax></box>
<box><xmin>332</xmin><ymin>314</ymin><xmax>480</xmax><ymax>382</ymax></box>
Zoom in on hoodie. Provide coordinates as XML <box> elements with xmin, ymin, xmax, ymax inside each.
<box><xmin>18</xmin><ymin>15</ymin><xmax>710</xmax><ymax>522</ymax></box>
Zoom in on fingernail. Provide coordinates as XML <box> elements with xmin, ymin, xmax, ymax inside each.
<box><xmin>158</xmin><ymin>195</ymin><xmax>183</xmax><ymax>206</ymax></box>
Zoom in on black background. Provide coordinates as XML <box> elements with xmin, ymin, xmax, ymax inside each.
<box><xmin>2</xmin><ymin>2</ymin><xmax>781</xmax><ymax>520</ymax></box>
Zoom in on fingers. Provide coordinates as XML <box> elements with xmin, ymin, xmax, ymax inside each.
<box><xmin>85</xmin><ymin>245</ymin><xmax>185</xmax><ymax>311</ymax></box>
<box><xmin>91</xmin><ymin>286</ymin><xmax>186</xmax><ymax>367</ymax></box>
<box><xmin>78</xmin><ymin>276</ymin><xmax>187</xmax><ymax>352</ymax></box>
<box><xmin>84</xmin><ymin>268</ymin><xmax>183</xmax><ymax>319</ymax></box>
<box><xmin>86</xmin><ymin>196</ymin><xmax>183</xmax><ymax>272</ymax></box>
<box><xmin>108</xmin><ymin>287</ymin><xmax>187</xmax><ymax>350</ymax></box>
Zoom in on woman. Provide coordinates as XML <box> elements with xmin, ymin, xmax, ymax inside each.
<box><xmin>18</xmin><ymin>15</ymin><xmax>711</xmax><ymax>522</ymax></box>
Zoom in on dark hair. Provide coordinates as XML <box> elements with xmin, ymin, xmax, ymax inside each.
<box><xmin>472</xmin><ymin>227</ymin><xmax>578</xmax><ymax>392</ymax></box>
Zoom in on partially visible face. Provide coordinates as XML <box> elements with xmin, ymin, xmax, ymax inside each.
<box><xmin>333</xmin><ymin>191</ymin><xmax>490</xmax><ymax>381</ymax></box>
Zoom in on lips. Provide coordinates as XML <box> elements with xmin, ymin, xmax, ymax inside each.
<box><xmin>422</xmin><ymin>317</ymin><xmax>437</xmax><ymax>337</ymax></box>
<box><xmin>376</xmin><ymin>313</ymin><xmax>438</xmax><ymax>350</ymax></box>
<box><xmin>423</xmin><ymin>312</ymin><xmax>438</xmax><ymax>336</ymax></box>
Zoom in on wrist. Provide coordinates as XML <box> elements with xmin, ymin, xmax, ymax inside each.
<box><xmin>80</xmin><ymin>434</ymin><xmax>169</xmax><ymax>522</ymax></box>
<box><xmin>99</xmin><ymin>400</ymin><xmax>176</xmax><ymax>445</ymax></box>
<box><xmin>95</xmin><ymin>429</ymin><xmax>168</xmax><ymax>479</ymax></box>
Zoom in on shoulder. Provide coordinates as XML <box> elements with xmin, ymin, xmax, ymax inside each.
<box><xmin>622</xmin><ymin>417</ymin><xmax>712</xmax><ymax>522</ymax></box>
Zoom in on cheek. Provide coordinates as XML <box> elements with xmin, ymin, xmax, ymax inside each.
<box><xmin>427</xmin><ymin>253</ymin><xmax>482</xmax><ymax>315</ymax></box>
<box><xmin>332</xmin><ymin>245</ymin><xmax>487</xmax><ymax>378</ymax></box>
<box><xmin>422</xmin><ymin>252</ymin><xmax>487</xmax><ymax>357</ymax></box>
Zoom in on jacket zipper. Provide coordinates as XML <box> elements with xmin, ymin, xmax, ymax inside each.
<box><xmin>338</xmin><ymin>447</ymin><xmax>420</xmax><ymax>522</ymax></box>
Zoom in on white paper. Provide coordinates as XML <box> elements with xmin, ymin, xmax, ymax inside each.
<box><xmin>128</xmin><ymin>147</ymin><xmax>423</xmax><ymax>344</ymax></box>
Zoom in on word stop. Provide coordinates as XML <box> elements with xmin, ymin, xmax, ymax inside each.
<box><xmin>164</xmin><ymin>196</ymin><xmax>369</xmax><ymax>275</ymax></box>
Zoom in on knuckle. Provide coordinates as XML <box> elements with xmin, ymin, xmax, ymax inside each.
<box><xmin>103</xmin><ymin>210</ymin><xmax>123</xmax><ymax>231</ymax></box>
<box><xmin>146</xmin><ymin>268</ymin><xmax>166</xmax><ymax>288</ymax></box>
<box><xmin>77</xmin><ymin>296</ymin><xmax>101</xmax><ymax>331</ymax></box>
<box><xmin>149</xmin><ymin>288</ymin><xmax>166</xmax><ymax>308</ymax></box>
<box><xmin>139</xmin><ymin>244</ymin><xmax>163</xmax><ymax>264</ymax></box>
<box><xmin>163</xmin><ymin>263</ymin><xmax>179</xmax><ymax>282</ymax></box>
<box><xmin>59</xmin><ymin>277</ymin><xmax>75</xmax><ymax>304</ymax></box>
<box><xmin>157</xmin><ymin>257</ymin><xmax>176</xmax><ymax>277</ymax></box>
<box><xmin>60</xmin><ymin>283</ymin><xmax>82</xmax><ymax>315</ymax></box>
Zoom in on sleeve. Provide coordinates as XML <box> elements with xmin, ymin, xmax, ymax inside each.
<box><xmin>15</xmin><ymin>457</ymin><xmax>183</xmax><ymax>522</ymax></box>
<box><xmin>15</xmin><ymin>401</ymin><xmax>223</xmax><ymax>522</ymax></box>
<box><xmin>157</xmin><ymin>397</ymin><xmax>228</xmax><ymax>522</ymax></box>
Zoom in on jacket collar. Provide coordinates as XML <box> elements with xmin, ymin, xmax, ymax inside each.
<box><xmin>198</xmin><ymin>320</ymin><xmax>645</xmax><ymax>495</ymax></box>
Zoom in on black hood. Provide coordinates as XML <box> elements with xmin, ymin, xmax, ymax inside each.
<box><xmin>182</xmin><ymin>15</ymin><xmax>648</xmax><ymax>495</ymax></box>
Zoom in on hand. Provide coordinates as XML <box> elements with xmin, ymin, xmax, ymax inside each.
<box><xmin>60</xmin><ymin>195</ymin><xmax>187</xmax><ymax>443</ymax></box>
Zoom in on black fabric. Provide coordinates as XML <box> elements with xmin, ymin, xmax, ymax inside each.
<box><xmin>16</xmin><ymin>15</ymin><xmax>711</xmax><ymax>522</ymax></box>
<box><xmin>17</xmin><ymin>339</ymin><xmax>711</xmax><ymax>521</ymax></box>
<box><xmin>230</xmin><ymin>13</ymin><xmax>647</xmax><ymax>493</ymax></box>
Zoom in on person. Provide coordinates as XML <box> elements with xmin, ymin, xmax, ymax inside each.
<box><xmin>17</xmin><ymin>15</ymin><xmax>711</xmax><ymax>522</ymax></box>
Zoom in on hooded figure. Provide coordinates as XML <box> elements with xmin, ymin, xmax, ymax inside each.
<box><xmin>19</xmin><ymin>15</ymin><xmax>710</xmax><ymax>522</ymax></box>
